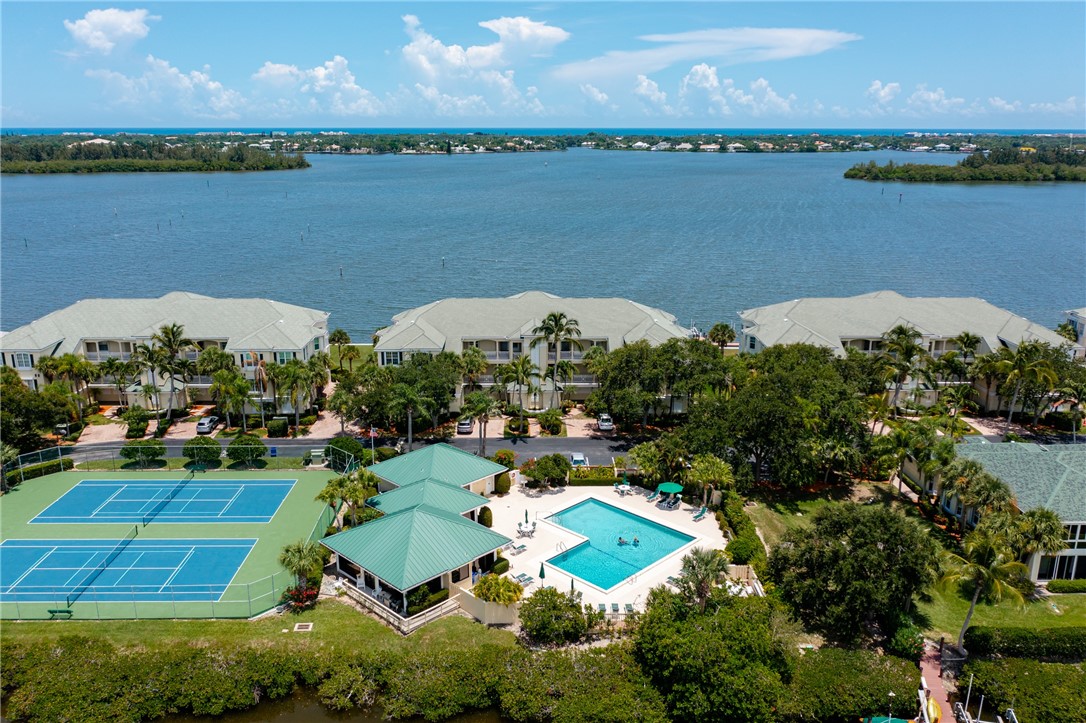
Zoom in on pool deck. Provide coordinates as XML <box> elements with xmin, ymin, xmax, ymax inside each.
<box><xmin>490</xmin><ymin>483</ymin><xmax>727</xmax><ymax>609</ymax></box>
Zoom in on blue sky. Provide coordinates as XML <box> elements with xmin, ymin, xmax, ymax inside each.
<box><xmin>2</xmin><ymin>2</ymin><xmax>1083</xmax><ymax>129</ymax></box>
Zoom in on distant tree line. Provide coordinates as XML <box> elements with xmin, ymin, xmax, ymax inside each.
<box><xmin>1</xmin><ymin>139</ymin><xmax>309</xmax><ymax>173</ymax></box>
<box><xmin>845</xmin><ymin>148</ymin><xmax>1086</xmax><ymax>182</ymax></box>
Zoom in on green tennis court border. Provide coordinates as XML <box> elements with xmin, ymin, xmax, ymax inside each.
<box><xmin>0</xmin><ymin>469</ymin><xmax>336</xmax><ymax>620</ymax></box>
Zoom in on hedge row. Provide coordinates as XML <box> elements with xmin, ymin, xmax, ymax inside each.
<box><xmin>1048</xmin><ymin>579</ymin><xmax>1086</xmax><ymax>594</ymax></box>
<box><xmin>719</xmin><ymin>491</ymin><xmax>767</xmax><ymax>574</ymax></box>
<box><xmin>406</xmin><ymin>588</ymin><xmax>450</xmax><ymax>617</ymax></box>
<box><xmin>963</xmin><ymin>626</ymin><xmax>1086</xmax><ymax>661</ymax></box>
<box><xmin>7</xmin><ymin>457</ymin><xmax>74</xmax><ymax>483</ymax></box>
<box><xmin>962</xmin><ymin>659</ymin><xmax>1086</xmax><ymax>723</ymax></box>
<box><xmin>780</xmin><ymin>648</ymin><xmax>918</xmax><ymax>722</ymax></box>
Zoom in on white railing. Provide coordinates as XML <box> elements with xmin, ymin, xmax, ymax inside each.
<box><xmin>483</xmin><ymin>352</ymin><xmax>512</xmax><ymax>362</ymax></box>
<box><xmin>85</xmin><ymin>351</ymin><xmax>132</xmax><ymax>362</ymax></box>
<box><xmin>342</xmin><ymin>585</ymin><xmax>460</xmax><ymax>635</ymax></box>
<box><xmin>547</xmin><ymin>351</ymin><xmax>585</xmax><ymax>362</ymax></box>
<box><xmin>571</xmin><ymin>374</ymin><xmax>595</xmax><ymax>384</ymax></box>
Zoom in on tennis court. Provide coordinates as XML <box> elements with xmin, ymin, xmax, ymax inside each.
<box><xmin>0</xmin><ymin>536</ymin><xmax>257</xmax><ymax>603</ymax></box>
<box><xmin>31</xmin><ymin>477</ymin><xmax>297</xmax><ymax>525</ymax></box>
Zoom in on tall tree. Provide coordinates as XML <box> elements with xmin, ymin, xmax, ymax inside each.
<box><xmin>881</xmin><ymin>324</ymin><xmax>927</xmax><ymax>418</ymax></box>
<box><xmin>388</xmin><ymin>383</ymin><xmax>433</xmax><ymax>452</ymax></box>
<box><xmin>150</xmin><ymin>323</ymin><xmax>196</xmax><ymax>420</ymax></box>
<box><xmin>459</xmin><ymin>346</ymin><xmax>489</xmax><ymax>400</ymax></box>
<box><xmin>281</xmin><ymin>359</ymin><xmax>314</xmax><ymax>433</ymax></box>
<box><xmin>506</xmin><ymin>354</ymin><xmax>539</xmax><ymax>430</ymax></box>
<box><xmin>940</xmin><ymin>530</ymin><xmax>1028</xmax><ymax>652</ymax></box>
<box><xmin>97</xmin><ymin>357</ymin><xmax>134</xmax><ymax>407</ymax></box>
<box><xmin>278</xmin><ymin>540</ymin><xmax>324</xmax><ymax>588</ymax></box>
<box><xmin>196</xmin><ymin>346</ymin><xmax>235</xmax><ymax>376</ymax></box>
<box><xmin>707</xmin><ymin>322</ymin><xmax>736</xmax><ymax>350</ymax></box>
<box><xmin>315</xmin><ymin>475</ymin><xmax>348</xmax><ymax>531</ymax></box>
<box><xmin>531</xmin><ymin>311</ymin><xmax>583</xmax><ymax>408</ymax></box>
<box><xmin>1060</xmin><ymin>378</ymin><xmax>1086</xmax><ymax>442</ymax></box>
<box><xmin>952</xmin><ymin>331</ymin><xmax>983</xmax><ymax>366</ymax></box>
<box><xmin>995</xmin><ymin>341</ymin><xmax>1057</xmax><ymax>431</ymax></box>
<box><xmin>676</xmin><ymin>546</ymin><xmax>730</xmax><ymax>613</ymax></box>
<box><xmin>462</xmin><ymin>391</ymin><xmax>501</xmax><ymax>457</ymax></box>
<box><xmin>329</xmin><ymin>329</ymin><xmax>351</xmax><ymax>369</ymax></box>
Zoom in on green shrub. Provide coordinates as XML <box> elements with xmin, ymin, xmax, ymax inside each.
<box><xmin>1043</xmin><ymin>410</ymin><xmax>1081</xmax><ymax>432</ymax></box>
<box><xmin>226</xmin><ymin>434</ymin><xmax>266</xmax><ymax>466</ymax></box>
<box><xmin>182</xmin><ymin>436</ymin><xmax>221</xmax><ymax>465</ymax></box>
<box><xmin>719</xmin><ymin>491</ymin><xmax>767</xmax><ymax>572</ymax></box>
<box><xmin>537</xmin><ymin>409</ymin><xmax>563</xmax><ymax>435</ymax></box>
<box><xmin>267</xmin><ymin>419</ymin><xmax>289</xmax><ymax>438</ymax></box>
<box><xmin>406</xmin><ymin>587</ymin><xmax>450</xmax><ymax>617</ymax></box>
<box><xmin>519</xmin><ymin>587</ymin><xmax>590</xmax><ymax>645</ymax></box>
<box><xmin>472</xmin><ymin>574</ymin><xmax>523</xmax><ymax>604</ymax></box>
<box><xmin>324</xmin><ymin>437</ymin><xmax>367</xmax><ymax>472</ymax></box>
<box><xmin>491</xmin><ymin>449</ymin><xmax>516</xmax><ymax>469</ymax></box>
<box><xmin>887</xmin><ymin>619</ymin><xmax>926</xmax><ymax>661</ymax></box>
<box><xmin>120</xmin><ymin>438</ymin><xmax>167</xmax><ymax>467</ymax></box>
<box><xmin>299</xmin><ymin>414</ymin><xmax>318</xmax><ymax>426</ymax></box>
<box><xmin>375</xmin><ymin>446</ymin><xmax>398</xmax><ymax>462</ymax></box>
<box><xmin>963</xmin><ymin>659</ymin><xmax>1086</xmax><ymax>723</ymax></box>
<box><xmin>479</xmin><ymin>506</ymin><xmax>493</xmax><ymax>528</ymax></box>
<box><xmin>780</xmin><ymin>648</ymin><xmax>918</xmax><ymax>722</ymax></box>
<box><xmin>125</xmin><ymin>420</ymin><xmax>149</xmax><ymax>438</ymax></box>
<box><xmin>569</xmin><ymin>466</ymin><xmax>616</xmax><ymax>484</ymax></box>
<box><xmin>491</xmin><ymin>558</ymin><xmax>510</xmax><ymax>575</ymax></box>
<box><xmin>1048</xmin><ymin>579</ymin><xmax>1086</xmax><ymax>594</ymax></box>
<box><xmin>494</xmin><ymin>472</ymin><xmax>511</xmax><ymax>495</ymax></box>
<box><xmin>152</xmin><ymin>418</ymin><xmax>173</xmax><ymax>439</ymax></box>
<box><xmin>963</xmin><ymin>626</ymin><xmax>1086</xmax><ymax>661</ymax></box>
<box><xmin>505</xmin><ymin>418</ymin><xmax>530</xmax><ymax>436</ymax></box>
<box><xmin>6</xmin><ymin>457</ymin><xmax>74</xmax><ymax>483</ymax></box>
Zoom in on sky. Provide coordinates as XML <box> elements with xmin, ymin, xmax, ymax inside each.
<box><xmin>2</xmin><ymin>1</ymin><xmax>1084</xmax><ymax>130</ymax></box>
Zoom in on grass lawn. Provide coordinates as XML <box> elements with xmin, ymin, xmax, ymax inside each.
<box><xmin>744</xmin><ymin>485</ymin><xmax>855</xmax><ymax>549</ymax></box>
<box><xmin>918</xmin><ymin>587</ymin><xmax>1086</xmax><ymax>641</ymax></box>
<box><xmin>330</xmin><ymin>343</ymin><xmax>374</xmax><ymax>371</ymax></box>
<box><xmin>84</xmin><ymin>413</ymin><xmax>118</xmax><ymax>426</ymax></box>
<box><xmin>0</xmin><ymin>598</ymin><xmax>516</xmax><ymax>653</ymax></box>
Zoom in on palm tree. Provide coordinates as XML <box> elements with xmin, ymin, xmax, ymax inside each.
<box><xmin>707</xmin><ymin>323</ymin><xmax>736</xmax><ymax>350</ymax></box>
<box><xmin>460</xmin><ymin>346</ymin><xmax>489</xmax><ymax>400</ymax></box>
<box><xmin>583</xmin><ymin>345</ymin><xmax>607</xmax><ymax>391</ymax></box>
<box><xmin>97</xmin><ymin>357</ymin><xmax>133</xmax><ymax>407</ymax></box>
<box><xmin>940</xmin><ymin>458</ymin><xmax>1011</xmax><ymax>534</ymax></box>
<box><xmin>462</xmin><ymin>391</ymin><xmax>501</xmax><ymax>457</ymax></box>
<box><xmin>940</xmin><ymin>530</ymin><xmax>1028</xmax><ymax>652</ymax></box>
<box><xmin>342</xmin><ymin>469</ymin><xmax>379</xmax><ymax>526</ymax></box>
<box><xmin>140</xmin><ymin>382</ymin><xmax>160</xmax><ymax>412</ymax></box>
<box><xmin>315</xmin><ymin>475</ymin><xmax>348</xmax><ymax>532</ymax></box>
<box><xmin>507</xmin><ymin>355</ymin><xmax>539</xmax><ymax>429</ymax></box>
<box><xmin>196</xmin><ymin>346</ymin><xmax>235</xmax><ymax>377</ymax></box>
<box><xmin>172</xmin><ymin>357</ymin><xmax>196</xmax><ymax>411</ymax></box>
<box><xmin>939</xmin><ymin>384</ymin><xmax>977</xmax><ymax>439</ymax></box>
<box><xmin>340</xmin><ymin>345</ymin><xmax>362</xmax><ymax>373</ymax></box>
<box><xmin>329</xmin><ymin>329</ymin><xmax>351</xmax><ymax>369</ymax></box>
<box><xmin>1059</xmin><ymin>379</ymin><xmax>1086</xmax><ymax>443</ymax></box>
<box><xmin>1008</xmin><ymin>507</ymin><xmax>1066</xmax><ymax>563</ymax></box>
<box><xmin>281</xmin><ymin>359</ymin><xmax>314</xmax><ymax>434</ymax></box>
<box><xmin>676</xmin><ymin>546</ymin><xmax>730</xmax><ymax>613</ymax></box>
<box><xmin>876</xmin><ymin>423</ymin><xmax>916</xmax><ymax>493</ymax></box>
<box><xmin>278</xmin><ymin>540</ymin><xmax>324</xmax><ymax>588</ymax></box>
<box><xmin>881</xmin><ymin>325</ymin><xmax>927</xmax><ymax>418</ymax></box>
<box><xmin>210</xmin><ymin>368</ymin><xmax>247</xmax><ymax>431</ymax></box>
<box><xmin>952</xmin><ymin>331</ymin><xmax>983</xmax><ymax>366</ymax></box>
<box><xmin>150</xmin><ymin>323</ymin><xmax>196</xmax><ymax>421</ymax></box>
<box><xmin>388</xmin><ymin>383</ymin><xmax>433</xmax><ymax>452</ymax></box>
<box><xmin>531</xmin><ymin>311</ymin><xmax>583</xmax><ymax>409</ymax></box>
<box><xmin>995</xmin><ymin>341</ymin><xmax>1057</xmax><ymax>431</ymax></box>
<box><xmin>552</xmin><ymin>359</ymin><xmax>576</xmax><ymax>408</ymax></box>
<box><xmin>253</xmin><ymin>360</ymin><xmax>270</xmax><ymax>428</ymax></box>
<box><xmin>969</xmin><ymin>352</ymin><xmax>1003</xmax><ymax>414</ymax></box>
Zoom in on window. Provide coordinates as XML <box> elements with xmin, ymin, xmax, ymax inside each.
<box><xmin>381</xmin><ymin>351</ymin><xmax>402</xmax><ymax>366</ymax></box>
<box><xmin>498</xmin><ymin>341</ymin><xmax>509</xmax><ymax>353</ymax></box>
<box><xmin>97</xmin><ymin>341</ymin><xmax>110</xmax><ymax>352</ymax></box>
<box><xmin>748</xmin><ymin>337</ymin><xmax>756</xmax><ymax>350</ymax></box>
<box><xmin>275</xmin><ymin>351</ymin><xmax>292</xmax><ymax>365</ymax></box>
<box><xmin>512</xmin><ymin>342</ymin><xmax>522</xmax><ymax>354</ymax></box>
<box><xmin>314</xmin><ymin>338</ymin><xmax>320</xmax><ymax>351</ymax></box>
<box><xmin>13</xmin><ymin>352</ymin><xmax>32</xmax><ymax>369</ymax></box>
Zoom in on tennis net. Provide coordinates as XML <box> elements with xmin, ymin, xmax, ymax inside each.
<box><xmin>65</xmin><ymin>524</ymin><xmax>139</xmax><ymax>607</ymax></box>
<box><xmin>141</xmin><ymin>470</ymin><xmax>195</xmax><ymax>527</ymax></box>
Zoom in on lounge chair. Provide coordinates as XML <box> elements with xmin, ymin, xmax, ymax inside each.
<box><xmin>510</xmin><ymin>544</ymin><xmax>527</xmax><ymax>555</ymax></box>
<box><xmin>598</xmin><ymin>603</ymin><xmax>607</xmax><ymax>614</ymax></box>
<box><xmin>625</xmin><ymin>603</ymin><xmax>635</xmax><ymax>614</ymax></box>
<box><xmin>666</xmin><ymin>575</ymin><xmax>681</xmax><ymax>587</ymax></box>
<box><xmin>666</xmin><ymin>497</ymin><xmax>680</xmax><ymax>510</ymax></box>
<box><xmin>692</xmin><ymin>506</ymin><xmax>708</xmax><ymax>521</ymax></box>
<box><xmin>645</xmin><ymin>490</ymin><xmax>659</xmax><ymax>502</ymax></box>
<box><xmin>611</xmin><ymin>603</ymin><xmax>620</xmax><ymax>615</ymax></box>
<box><xmin>516</xmin><ymin>575</ymin><xmax>535</xmax><ymax>588</ymax></box>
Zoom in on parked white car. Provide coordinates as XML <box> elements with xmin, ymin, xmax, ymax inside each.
<box><xmin>570</xmin><ymin>452</ymin><xmax>588</xmax><ymax>467</ymax></box>
<box><xmin>597</xmin><ymin>414</ymin><xmax>615</xmax><ymax>432</ymax></box>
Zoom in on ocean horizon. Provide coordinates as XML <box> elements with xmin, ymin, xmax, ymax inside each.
<box><xmin>6</xmin><ymin>127</ymin><xmax>1085</xmax><ymax>137</ymax></box>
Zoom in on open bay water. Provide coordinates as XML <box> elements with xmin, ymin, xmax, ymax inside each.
<box><xmin>2</xmin><ymin>149</ymin><xmax>1083</xmax><ymax>338</ymax></box>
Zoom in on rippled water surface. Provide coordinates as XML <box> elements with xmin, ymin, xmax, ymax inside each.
<box><xmin>2</xmin><ymin>149</ymin><xmax>1083</xmax><ymax>337</ymax></box>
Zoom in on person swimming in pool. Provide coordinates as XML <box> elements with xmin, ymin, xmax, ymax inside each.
<box><xmin>633</xmin><ymin>537</ymin><xmax>639</xmax><ymax>546</ymax></box>
<box><xmin>618</xmin><ymin>537</ymin><xmax>628</xmax><ymax>546</ymax></box>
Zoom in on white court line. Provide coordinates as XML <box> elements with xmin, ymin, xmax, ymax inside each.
<box><xmin>8</xmin><ymin>547</ymin><xmax>60</xmax><ymax>588</ymax></box>
<box><xmin>158</xmin><ymin>547</ymin><xmax>197</xmax><ymax>592</ymax></box>
<box><xmin>89</xmin><ymin>486</ymin><xmax>127</xmax><ymax>516</ymax></box>
<box><xmin>216</xmin><ymin>486</ymin><xmax>245</xmax><ymax>517</ymax></box>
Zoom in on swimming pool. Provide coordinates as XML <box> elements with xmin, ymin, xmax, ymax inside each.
<box><xmin>545</xmin><ymin>498</ymin><xmax>694</xmax><ymax>590</ymax></box>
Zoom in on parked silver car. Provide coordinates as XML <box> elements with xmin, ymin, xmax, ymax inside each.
<box><xmin>195</xmin><ymin>416</ymin><xmax>219</xmax><ymax>434</ymax></box>
<box><xmin>456</xmin><ymin>418</ymin><xmax>475</xmax><ymax>434</ymax></box>
<box><xmin>597</xmin><ymin>414</ymin><xmax>615</xmax><ymax>432</ymax></box>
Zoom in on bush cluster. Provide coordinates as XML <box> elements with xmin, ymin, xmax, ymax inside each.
<box><xmin>299</xmin><ymin>414</ymin><xmax>318</xmax><ymax>426</ymax></box>
<box><xmin>406</xmin><ymin>588</ymin><xmax>450</xmax><ymax>617</ymax></box>
<box><xmin>780</xmin><ymin>648</ymin><xmax>919</xmax><ymax>722</ymax></box>
<box><xmin>962</xmin><ymin>659</ymin><xmax>1086</xmax><ymax>722</ymax></box>
<box><xmin>1048</xmin><ymin>579</ymin><xmax>1086</xmax><ymax>594</ymax></box>
<box><xmin>267</xmin><ymin>419</ymin><xmax>289</xmax><ymax>438</ymax></box>
<box><xmin>490</xmin><ymin>558</ymin><xmax>510</xmax><ymax>575</ymax></box>
<box><xmin>6</xmin><ymin>457</ymin><xmax>74</xmax><ymax>483</ymax></box>
<box><xmin>536</xmin><ymin>409</ymin><xmax>563</xmax><ymax>435</ymax></box>
<box><xmin>494</xmin><ymin>472</ymin><xmax>511</xmax><ymax>495</ymax></box>
<box><xmin>182</xmin><ymin>436</ymin><xmax>221</xmax><ymax>465</ymax></box>
<box><xmin>479</xmin><ymin>507</ymin><xmax>493</xmax><ymax>528</ymax></box>
<box><xmin>490</xmin><ymin>449</ymin><xmax>516</xmax><ymax>469</ymax></box>
<box><xmin>718</xmin><ymin>492</ymin><xmax>766</xmax><ymax>573</ymax></box>
<box><xmin>963</xmin><ymin>626</ymin><xmax>1086</xmax><ymax>661</ymax></box>
<box><xmin>120</xmin><ymin>439</ymin><xmax>167</xmax><ymax>467</ymax></box>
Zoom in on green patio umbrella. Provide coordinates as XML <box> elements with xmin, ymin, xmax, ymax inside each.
<box><xmin>570</xmin><ymin>576</ymin><xmax>575</xmax><ymax>592</ymax></box>
<box><xmin>539</xmin><ymin>562</ymin><xmax>546</xmax><ymax>580</ymax></box>
<box><xmin>525</xmin><ymin>509</ymin><xmax>529</xmax><ymax>524</ymax></box>
<box><xmin>657</xmin><ymin>482</ymin><xmax>683</xmax><ymax>494</ymax></box>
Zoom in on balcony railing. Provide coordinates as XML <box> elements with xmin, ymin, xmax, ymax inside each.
<box><xmin>477</xmin><ymin>375</ymin><xmax>496</xmax><ymax>385</ymax></box>
<box><xmin>571</xmin><ymin>374</ymin><xmax>595</xmax><ymax>385</ymax></box>
<box><xmin>547</xmin><ymin>351</ymin><xmax>586</xmax><ymax>362</ymax></box>
<box><xmin>85</xmin><ymin>351</ymin><xmax>132</xmax><ymax>362</ymax></box>
<box><xmin>482</xmin><ymin>352</ymin><xmax>512</xmax><ymax>362</ymax></box>
<box><xmin>187</xmin><ymin>375</ymin><xmax>214</xmax><ymax>386</ymax></box>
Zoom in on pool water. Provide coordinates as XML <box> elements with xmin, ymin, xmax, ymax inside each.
<box><xmin>545</xmin><ymin>498</ymin><xmax>694</xmax><ymax>590</ymax></box>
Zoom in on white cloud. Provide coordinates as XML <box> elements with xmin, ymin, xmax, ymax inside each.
<box><xmin>250</xmin><ymin>56</ymin><xmax>383</xmax><ymax>116</ymax></box>
<box><xmin>679</xmin><ymin>63</ymin><xmax>731</xmax><ymax>116</ymax></box>
<box><xmin>414</xmin><ymin>84</ymin><xmax>491</xmax><ymax>116</ymax></box>
<box><xmin>633</xmin><ymin>74</ymin><xmax>676</xmax><ymax>116</ymax></box>
<box><xmin>1028</xmin><ymin>96</ymin><xmax>1079</xmax><ymax>114</ymax></box>
<box><xmin>905</xmin><ymin>85</ymin><xmax>967</xmax><ymax>115</ymax></box>
<box><xmin>988</xmin><ymin>96</ymin><xmax>1021</xmax><ymax>113</ymax></box>
<box><xmin>86</xmin><ymin>55</ymin><xmax>243</xmax><ymax>119</ymax></box>
<box><xmin>64</xmin><ymin>8</ymin><xmax>159</xmax><ymax>54</ymax></box>
<box><xmin>677</xmin><ymin>65</ymin><xmax>795</xmax><ymax>117</ymax></box>
<box><xmin>866</xmin><ymin>80</ymin><xmax>900</xmax><ymax>104</ymax></box>
<box><xmin>401</xmin><ymin>14</ymin><xmax>569</xmax><ymax>79</ymax></box>
<box><xmin>554</xmin><ymin>27</ymin><xmax>860</xmax><ymax>81</ymax></box>
<box><xmin>725</xmin><ymin>77</ymin><xmax>796</xmax><ymax>116</ymax></box>
<box><xmin>580</xmin><ymin>83</ymin><xmax>610</xmax><ymax>105</ymax></box>
<box><xmin>479</xmin><ymin>70</ymin><xmax>544</xmax><ymax>114</ymax></box>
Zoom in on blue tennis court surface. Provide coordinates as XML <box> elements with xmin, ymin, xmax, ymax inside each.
<box><xmin>31</xmin><ymin>479</ymin><xmax>296</xmax><ymax>525</ymax></box>
<box><xmin>0</xmin><ymin>538</ymin><xmax>256</xmax><ymax>603</ymax></box>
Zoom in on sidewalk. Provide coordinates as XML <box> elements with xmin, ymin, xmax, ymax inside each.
<box><xmin>920</xmin><ymin>641</ymin><xmax>951</xmax><ymax>723</ymax></box>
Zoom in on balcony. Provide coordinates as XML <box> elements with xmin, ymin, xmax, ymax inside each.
<box><xmin>547</xmin><ymin>351</ymin><xmax>586</xmax><ymax>362</ymax></box>
<box><xmin>482</xmin><ymin>351</ymin><xmax>512</xmax><ymax>362</ymax></box>
<box><xmin>187</xmin><ymin>375</ymin><xmax>214</xmax><ymax>386</ymax></box>
<box><xmin>85</xmin><ymin>351</ymin><xmax>132</xmax><ymax>362</ymax></box>
<box><xmin>571</xmin><ymin>374</ymin><xmax>595</xmax><ymax>385</ymax></box>
<box><xmin>477</xmin><ymin>375</ymin><xmax>496</xmax><ymax>385</ymax></box>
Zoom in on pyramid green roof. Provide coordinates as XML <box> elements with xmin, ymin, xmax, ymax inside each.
<box><xmin>957</xmin><ymin>442</ymin><xmax>1086</xmax><ymax>522</ymax></box>
<box><xmin>368</xmin><ymin>480</ymin><xmax>489</xmax><ymax>516</ymax></box>
<box><xmin>368</xmin><ymin>443</ymin><xmax>506</xmax><ymax>488</ymax></box>
<box><xmin>321</xmin><ymin>505</ymin><xmax>510</xmax><ymax>591</ymax></box>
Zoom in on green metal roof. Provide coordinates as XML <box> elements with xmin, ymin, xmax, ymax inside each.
<box><xmin>368</xmin><ymin>480</ymin><xmax>489</xmax><ymax>516</ymax></box>
<box><xmin>368</xmin><ymin>443</ymin><xmax>507</xmax><ymax>488</ymax></box>
<box><xmin>957</xmin><ymin>443</ymin><xmax>1086</xmax><ymax>522</ymax></box>
<box><xmin>321</xmin><ymin>504</ymin><xmax>511</xmax><ymax>591</ymax></box>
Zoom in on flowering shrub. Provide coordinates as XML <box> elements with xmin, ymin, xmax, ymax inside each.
<box><xmin>283</xmin><ymin>584</ymin><xmax>319</xmax><ymax>611</ymax></box>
